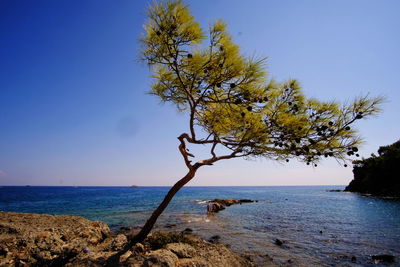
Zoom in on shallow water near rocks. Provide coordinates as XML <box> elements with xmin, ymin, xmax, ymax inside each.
<box><xmin>1</xmin><ymin>186</ymin><xmax>399</xmax><ymax>266</ymax></box>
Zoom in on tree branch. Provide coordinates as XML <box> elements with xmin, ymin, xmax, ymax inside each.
<box><xmin>178</xmin><ymin>134</ymin><xmax>194</xmax><ymax>170</ymax></box>
<box><xmin>210</xmin><ymin>138</ymin><xmax>217</xmax><ymax>158</ymax></box>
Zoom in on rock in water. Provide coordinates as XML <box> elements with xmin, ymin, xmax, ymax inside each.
<box><xmin>182</xmin><ymin>228</ymin><xmax>193</xmax><ymax>234</ymax></box>
<box><xmin>372</xmin><ymin>254</ymin><xmax>395</xmax><ymax>263</ymax></box>
<box><xmin>208</xmin><ymin>235</ymin><xmax>221</xmax><ymax>244</ymax></box>
<box><xmin>239</xmin><ymin>199</ymin><xmax>254</xmax><ymax>203</ymax></box>
<box><xmin>207</xmin><ymin>202</ymin><xmax>226</xmax><ymax>212</ymax></box>
<box><xmin>207</xmin><ymin>199</ymin><xmax>255</xmax><ymax>212</ymax></box>
<box><xmin>274</xmin><ymin>239</ymin><xmax>284</xmax><ymax>246</ymax></box>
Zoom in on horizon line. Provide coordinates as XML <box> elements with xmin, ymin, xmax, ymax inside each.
<box><xmin>0</xmin><ymin>184</ymin><xmax>346</xmax><ymax>187</ymax></box>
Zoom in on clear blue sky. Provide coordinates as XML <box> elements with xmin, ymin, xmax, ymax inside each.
<box><xmin>1</xmin><ymin>0</ymin><xmax>399</xmax><ymax>186</ymax></box>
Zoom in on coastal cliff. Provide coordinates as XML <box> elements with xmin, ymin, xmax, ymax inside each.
<box><xmin>345</xmin><ymin>140</ymin><xmax>400</xmax><ymax>197</ymax></box>
<box><xmin>0</xmin><ymin>212</ymin><xmax>254</xmax><ymax>266</ymax></box>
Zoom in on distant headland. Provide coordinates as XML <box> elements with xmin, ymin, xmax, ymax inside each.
<box><xmin>345</xmin><ymin>140</ymin><xmax>400</xmax><ymax>198</ymax></box>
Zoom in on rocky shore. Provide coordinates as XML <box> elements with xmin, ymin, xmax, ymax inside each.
<box><xmin>0</xmin><ymin>211</ymin><xmax>254</xmax><ymax>266</ymax></box>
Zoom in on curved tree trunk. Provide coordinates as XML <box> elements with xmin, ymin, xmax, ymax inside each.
<box><xmin>131</xmin><ymin>168</ymin><xmax>198</xmax><ymax>244</ymax></box>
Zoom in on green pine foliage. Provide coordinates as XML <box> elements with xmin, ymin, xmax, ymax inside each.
<box><xmin>132</xmin><ymin>0</ymin><xmax>385</xmax><ymax>244</ymax></box>
<box><xmin>141</xmin><ymin>0</ymin><xmax>383</xmax><ymax>167</ymax></box>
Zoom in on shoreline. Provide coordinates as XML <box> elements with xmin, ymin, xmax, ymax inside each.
<box><xmin>1</xmin><ymin>187</ymin><xmax>398</xmax><ymax>266</ymax></box>
<box><xmin>0</xmin><ymin>211</ymin><xmax>257</xmax><ymax>266</ymax></box>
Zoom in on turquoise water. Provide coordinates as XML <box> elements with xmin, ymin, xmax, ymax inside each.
<box><xmin>1</xmin><ymin>186</ymin><xmax>399</xmax><ymax>266</ymax></box>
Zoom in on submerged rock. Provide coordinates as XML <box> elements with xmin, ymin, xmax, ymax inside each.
<box><xmin>182</xmin><ymin>228</ymin><xmax>193</xmax><ymax>234</ymax></box>
<box><xmin>208</xmin><ymin>235</ymin><xmax>221</xmax><ymax>244</ymax></box>
<box><xmin>371</xmin><ymin>254</ymin><xmax>395</xmax><ymax>263</ymax></box>
<box><xmin>274</xmin><ymin>239</ymin><xmax>284</xmax><ymax>246</ymax></box>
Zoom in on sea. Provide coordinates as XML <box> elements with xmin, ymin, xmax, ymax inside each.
<box><xmin>0</xmin><ymin>186</ymin><xmax>399</xmax><ymax>266</ymax></box>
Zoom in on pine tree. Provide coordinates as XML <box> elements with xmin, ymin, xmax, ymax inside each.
<box><xmin>133</xmin><ymin>0</ymin><xmax>383</xmax><ymax>243</ymax></box>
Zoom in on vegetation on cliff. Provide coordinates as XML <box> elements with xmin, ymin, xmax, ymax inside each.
<box><xmin>345</xmin><ymin>140</ymin><xmax>400</xmax><ymax>197</ymax></box>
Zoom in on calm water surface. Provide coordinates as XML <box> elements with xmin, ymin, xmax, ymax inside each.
<box><xmin>1</xmin><ymin>186</ymin><xmax>399</xmax><ymax>266</ymax></box>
